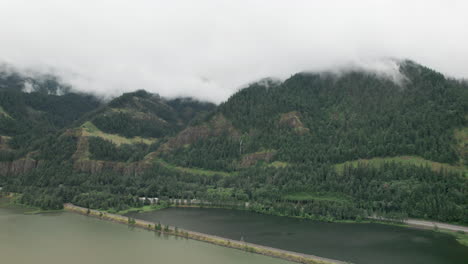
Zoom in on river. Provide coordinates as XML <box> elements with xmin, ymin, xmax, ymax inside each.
<box><xmin>0</xmin><ymin>205</ymin><xmax>293</xmax><ymax>264</ymax></box>
<box><xmin>127</xmin><ymin>207</ymin><xmax>468</xmax><ymax>264</ymax></box>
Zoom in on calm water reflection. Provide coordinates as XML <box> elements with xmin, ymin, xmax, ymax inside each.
<box><xmin>128</xmin><ymin>207</ymin><xmax>468</xmax><ymax>264</ymax></box>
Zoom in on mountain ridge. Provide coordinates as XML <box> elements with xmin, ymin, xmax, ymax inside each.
<box><xmin>0</xmin><ymin>60</ymin><xmax>466</xmax><ymax>224</ymax></box>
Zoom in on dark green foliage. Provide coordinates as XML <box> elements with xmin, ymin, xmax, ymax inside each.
<box><xmin>92</xmin><ymin>90</ymin><xmax>215</xmax><ymax>138</ymax></box>
<box><xmin>165</xmin><ymin>61</ymin><xmax>466</xmax><ymax>172</ymax></box>
<box><xmin>166</xmin><ymin>97</ymin><xmax>216</xmax><ymax>125</ymax></box>
<box><xmin>88</xmin><ymin>137</ymin><xmax>149</xmax><ymax>162</ymax></box>
<box><xmin>3</xmin><ymin>159</ymin><xmax>466</xmax><ymax>223</ymax></box>
<box><xmin>35</xmin><ymin>135</ymin><xmax>78</xmax><ymax>162</ymax></box>
<box><xmin>92</xmin><ymin>111</ymin><xmax>172</xmax><ymax>138</ymax></box>
<box><xmin>19</xmin><ymin>188</ymin><xmax>64</xmax><ymax>210</ymax></box>
<box><xmin>163</xmin><ymin>134</ymin><xmax>241</xmax><ymax>171</ymax></box>
<box><xmin>1</xmin><ymin>61</ymin><xmax>467</xmax><ymax>225</ymax></box>
<box><xmin>0</xmin><ymin>71</ymin><xmax>101</xmax><ymax>161</ymax></box>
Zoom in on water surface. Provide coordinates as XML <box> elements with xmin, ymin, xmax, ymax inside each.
<box><xmin>0</xmin><ymin>205</ymin><xmax>292</xmax><ymax>264</ymax></box>
<box><xmin>128</xmin><ymin>207</ymin><xmax>468</xmax><ymax>264</ymax></box>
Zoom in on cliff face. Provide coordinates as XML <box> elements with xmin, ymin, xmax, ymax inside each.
<box><xmin>0</xmin><ymin>159</ymin><xmax>39</xmax><ymax>175</ymax></box>
<box><xmin>239</xmin><ymin>151</ymin><xmax>276</xmax><ymax>168</ymax></box>
<box><xmin>278</xmin><ymin>111</ymin><xmax>310</xmax><ymax>135</ymax></box>
<box><xmin>72</xmin><ymin>159</ymin><xmax>152</xmax><ymax>176</ymax></box>
<box><xmin>158</xmin><ymin>114</ymin><xmax>239</xmax><ymax>153</ymax></box>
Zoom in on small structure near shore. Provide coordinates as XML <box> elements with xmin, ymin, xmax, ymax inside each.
<box><xmin>138</xmin><ymin>197</ymin><xmax>159</xmax><ymax>204</ymax></box>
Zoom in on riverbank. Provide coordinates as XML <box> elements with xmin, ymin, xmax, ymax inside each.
<box><xmin>402</xmin><ymin>218</ymin><xmax>468</xmax><ymax>233</ymax></box>
<box><xmin>171</xmin><ymin>204</ymin><xmax>468</xmax><ymax>241</ymax></box>
<box><xmin>0</xmin><ymin>195</ymin><xmax>63</xmax><ymax>214</ymax></box>
<box><xmin>119</xmin><ymin>202</ymin><xmax>468</xmax><ymax>247</ymax></box>
<box><xmin>64</xmin><ymin>203</ymin><xmax>347</xmax><ymax>264</ymax></box>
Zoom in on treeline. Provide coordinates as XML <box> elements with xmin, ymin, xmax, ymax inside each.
<box><xmin>1</xmin><ymin>157</ymin><xmax>466</xmax><ymax>223</ymax></box>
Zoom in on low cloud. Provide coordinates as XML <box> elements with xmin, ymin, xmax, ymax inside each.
<box><xmin>0</xmin><ymin>0</ymin><xmax>467</xmax><ymax>103</ymax></box>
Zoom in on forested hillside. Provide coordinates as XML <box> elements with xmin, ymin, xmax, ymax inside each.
<box><xmin>164</xmin><ymin>61</ymin><xmax>466</xmax><ymax>169</ymax></box>
<box><xmin>0</xmin><ymin>60</ymin><xmax>467</xmax><ymax>224</ymax></box>
<box><xmin>0</xmin><ymin>68</ymin><xmax>102</xmax><ymax>161</ymax></box>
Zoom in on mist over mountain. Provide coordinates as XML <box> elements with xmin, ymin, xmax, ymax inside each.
<box><xmin>1</xmin><ymin>1</ymin><xmax>467</xmax><ymax>103</ymax></box>
<box><xmin>0</xmin><ymin>60</ymin><xmax>466</xmax><ymax>225</ymax></box>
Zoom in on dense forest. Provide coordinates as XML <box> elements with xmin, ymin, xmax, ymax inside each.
<box><xmin>2</xmin><ymin>148</ymin><xmax>466</xmax><ymax>222</ymax></box>
<box><xmin>0</xmin><ymin>60</ymin><xmax>467</xmax><ymax>224</ymax></box>
<box><xmin>163</xmin><ymin>62</ymin><xmax>466</xmax><ymax>171</ymax></box>
<box><xmin>89</xmin><ymin>90</ymin><xmax>215</xmax><ymax>138</ymax></box>
<box><xmin>0</xmin><ymin>69</ymin><xmax>101</xmax><ymax>161</ymax></box>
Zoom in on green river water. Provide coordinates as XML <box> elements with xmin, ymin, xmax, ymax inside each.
<box><xmin>0</xmin><ymin>205</ymin><xmax>292</xmax><ymax>264</ymax></box>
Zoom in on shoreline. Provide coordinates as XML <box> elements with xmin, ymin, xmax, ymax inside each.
<box><xmin>3</xmin><ymin>193</ymin><xmax>466</xmax><ymax>248</ymax></box>
<box><xmin>63</xmin><ymin>203</ymin><xmax>347</xmax><ymax>264</ymax></box>
<box><xmin>129</xmin><ymin>203</ymin><xmax>468</xmax><ymax>232</ymax></box>
<box><xmin>125</xmin><ymin>204</ymin><xmax>468</xmax><ymax>247</ymax></box>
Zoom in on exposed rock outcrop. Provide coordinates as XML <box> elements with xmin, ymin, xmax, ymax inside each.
<box><xmin>278</xmin><ymin>111</ymin><xmax>310</xmax><ymax>135</ymax></box>
<box><xmin>0</xmin><ymin>159</ymin><xmax>39</xmax><ymax>175</ymax></box>
<box><xmin>158</xmin><ymin>114</ymin><xmax>239</xmax><ymax>153</ymax></box>
<box><xmin>239</xmin><ymin>150</ymin><xmax>276</xmax><ymax>168</ymax></box>
<box><xmin>72</xmin><ymin>159</ymin><xmax>152</xmax><ymax>176</ymax></box>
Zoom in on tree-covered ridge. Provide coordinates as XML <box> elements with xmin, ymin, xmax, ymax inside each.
<box><xmin>86</xmin><ymin>90</ymin><xmax>215</xmax><ymax>138</ymax></box>
<box><xmin>0</xmin><ymin>69</ymin><xmax>102</xmax><ymax>162</ymax></box>
<box><xmin>0</xmin><ymin>65</ymin><xmax>72</xmax><ymax>95</ymax></box>
<box><xmin>164</xmin><ymin>61</ymin><xmax>467</xmax><ymax>172</ymax></box>
<box><xmin>0</xmin><ymin>60</ymin><xmax>467</xmax><ymax>225</ymax></box>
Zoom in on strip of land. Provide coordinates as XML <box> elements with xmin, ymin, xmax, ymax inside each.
<box><xmin>64</xmin><ymin>203</ymin><xmax>348</xmax><ymax>264</ymax></box>
<box><xmin>369</xmin><ymin>216</ymin><xmax>468</xmax><ymax>232</ymax></box>
<box><xmin>403</xmin><ymin>219</ymin><xmax>468</xmax><ymax>233</ymax></box>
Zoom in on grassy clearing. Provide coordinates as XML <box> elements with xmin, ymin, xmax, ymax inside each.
<box><xmin>0</xmin><ymin>106</ymin><xmax>12</xmax><ymax>119</ymax></box>
<box><xmin>0</xmin><ymin>135</ymin><xmax>11</xmax><ymax>141</ymax></box>
<box><xmin>105</xmin><ymin>204</ymin><xmax>168</xmax><ymax>215</ymax></box>
<box><xmin>109</xmin><ymin>108</ymin><xmax>158</xmax><ymax>119</ymax></box>
<box><xmin>154</xmin><ymin>158</ymin><xmax>233</xmax><ymax>177</ymax></box>
<box><xmin>283</xmin><ymin>192</ymin><xmax>351</xmax><ymax>203</ymax></box>
<box><xmin>81</xmin><ymin>121</ymin><xmax>157</xmax><ymax>146</ymax></box>
<box><xmin>268</xmin><ymin>161</ymin><xmax>289</xmax><ymax>168</ymax></box>
<box><xmin>454</xmin><ymin>127</ymin><xmax>467</xmax><ymax>166</ymax></box>
<box><xmin>335</xmin><ymin>155</ymin><xmax>467</xmax><ymax>177</ymax></box>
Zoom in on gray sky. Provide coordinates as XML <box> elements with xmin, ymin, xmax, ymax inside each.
<box><xmin>1</xmin><ymin>0</ymin><xmax>467</xmax><ymax>103</ymax></box>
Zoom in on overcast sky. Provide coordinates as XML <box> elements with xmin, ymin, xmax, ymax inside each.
<box><xmin>0</xmin><ymin>0</ymin><xmax>467</xmax><ymax>103</ymax></box>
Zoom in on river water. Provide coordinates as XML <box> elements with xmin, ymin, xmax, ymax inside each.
<box><xmin>127</xmin><ymin>207</ymin><xmax>468</xmax><ymax>264</ymax></box>
<box><xmin>0</xmin><ymin>205</ymin><xmax>293</xmax><ymax>264</ymax></box>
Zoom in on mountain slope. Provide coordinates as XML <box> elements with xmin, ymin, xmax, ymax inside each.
<box><xmin>0</xmin><ymin>60</ymin><xmax>467</xmax><ymax>224</ymax></box>
<box><xmin>0</xmin><ymin>69</ymin><xmax>102</xmax><ymax>162</ymax></box>
<box><xmin>163</xmin><ymin>60</ymin><xmax>467</xmax><ymax>170</ymax></box>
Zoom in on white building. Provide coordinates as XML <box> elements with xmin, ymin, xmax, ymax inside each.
<box><xmin>138</xmin><ymin>197</ymin><xmax>159</xmax><ymax>204</ymax></box>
